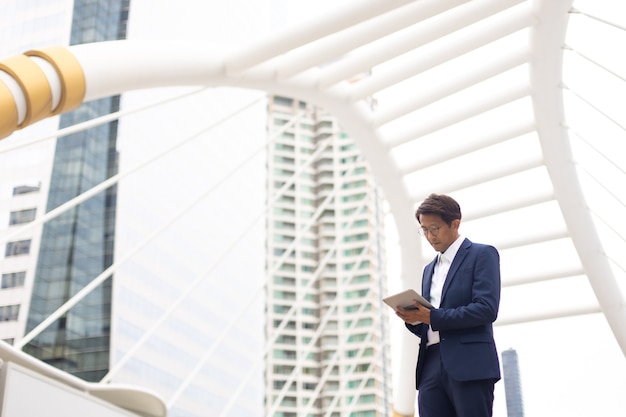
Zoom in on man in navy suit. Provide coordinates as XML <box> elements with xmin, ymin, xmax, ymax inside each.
<box><xmin>395</xmin><ymin>193</ymin><xmax>501</xmax><ymax>417</ymax></box>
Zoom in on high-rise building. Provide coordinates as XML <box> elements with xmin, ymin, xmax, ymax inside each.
<box><xmin>21</xmin><ymin>0</ymin><xmax>129</xmax><ymax>383</ymax></box>
<box><xmin>502</xmin><ymin>348</ymin><xmax>525</xmax><ymax>417</ymax></box>
<box><xmin>265</xmin><ymin>95</ymin><xmax>392</xmax><ymax>417</ymax></box>
<box><xmin>0</xmin><ymin>0</ymin><xmax>128</xmax><ymax>380</ymax></box>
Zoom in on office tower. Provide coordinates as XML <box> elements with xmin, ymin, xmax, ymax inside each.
<box><xmin>0</xmin><ymin>0</ymin><xmax>128</xmax><ymax>380</ymax></box>
<box><xmin>265</xmin><ymin>95</ymin><xmax>392</xmax><ymax>417</ymax></box>
<box><xmin>502</xmin><ymin>348</ymin><xmax>525</xmax><ymax>417</ymax></box>
<box><xmin>0</xmin><ymin>1</ymin><xmax>75</xmax><ymax>345</ymax></box>
<box><xmin>20</xmin><ymin>0</ymin><xmax>129</xmax><ymax>382</ymax></box>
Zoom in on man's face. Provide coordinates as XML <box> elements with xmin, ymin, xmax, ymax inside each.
<box><xmin>418</xmin><ymin>213</ymin><xmax>460</xmax><ymax>253</ymax></box>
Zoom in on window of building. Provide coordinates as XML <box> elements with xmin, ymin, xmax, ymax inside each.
<box><xmin>273</xmin><ymin>96</ymin><xmax>293</xmax><ymax>107</ymax></box>
<box><xmin>278</xmin><ymin>263</ymin><xmax>295</xmax><ymax>272</ymax></box>
<box><xmin>5</xmin><ymin>240</ymin><xmax>31</xmax><ymax>257</ymax></box>
<box><xmin>274</xmin><ymin>155</ymin><xmax>295</xmax><ymax>164</ymax></box>
<box><xmin>356</xmin><ymin>318</ymin><xmax>373</xmax><ymax>327</ymax></box>
<box><xmin>274</xmin><ymin>290</ymin><xmax>296</xmax><ymax>301</ymax></box>
<box><xmin>1</xmin><ymin>272</ymin><xmax>26</xmax><ymax>289</ymax></box>
<box><xmin>343</xmin><ymin>248</ymin><xmax>364</xmax><ymax>256</ymax></box>
<box><xmin>9</xmin><ymin>208</ymin><xmax>36</xmax><ymax>225</ymax></box>
<box><xmin>276</xmin><ymin>197</ymin><xmax>294</xmax><ymax>207</ymax></box>
<box><xmin>344</xmin><ymin>233</ymin><xmax>369</xmax><ymax>242</ymax></box>
<box><xmin>274</xmin><ymin>207</ymin><xmax>295</xmax><ymax>216</ymax></box>
<box><xmin>12</xmin><ymin>184</ymin><xmax>40</xmax><ymax>195</ymax></box>
<box><xmin>273</xmin><ymin>168</ymin><xmax>294</xmax><ymax>177</ymax></box>
<box><xmin>273</xmin><ymin>305</ymin><xmax>291</xmax><ymax>314</ymax></box>
<box><xmin>273</xmin><ymin>349</ymin><xmax>296</xmax><ymax>359</ymax></box>
<box><xmin>276</xmin><ymin>335</ymin><xmax>296</xmax><ymax>345</ymax></box>
<box><xmin>273</xmin><ymin>365</ymin><xmax>295</xmax><ymax>374</ymax></box>
<box><xmin>273</xmin><ymin>248</ymin><xmax>286</xmax><ymax>257</ymax></box>
<box><xmin>0</xmin><ymin>304</ymin><xmax>20</xmax><ymax>321</ymax></box>
<box><xmin>345</xmin><ymin>289</ymin><xmax>369</xmax><ymax>299</ymax></box>
<box><xmin>342</xmin><ymin>193</ymin><xmax>366</xmax><ymax>202</ymax></box>
<box><xmin>274</xmin><ymin>320</ymin><xmax>296</xmax><ymax>329</ymax></box>
<box><xmin>351</xmin><ymin>274</ymin><xmax>370</xmax><ymax>284</ymax></box>
<box><xmin>302</xmin><ymin>367</ymin><xmax>316</xmax><ymax>376</ymax></box>
<box><xmin>357</xmin><ymin>395</ymin><xmax>376</xmax><ymax>404</ymax></box>
<box><xmin>275</xmin><ymin>143</ymin><xmax>294</xmax><ymax>152</ymax></box>
<box><xmin>342</xmin><ymin>179</ymin><xmax>367</xmax><ymax>189</ymax></box>
<box><xmin>273</xmin><ymin>276</ymin><xmax>295</xmax><ymax>286</ymax></box>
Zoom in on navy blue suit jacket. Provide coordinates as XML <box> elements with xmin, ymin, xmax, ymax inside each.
<box><xmin>406</xmin><ymin>238</ymin><xmax>501</xmax><ymax>387</ymax></box>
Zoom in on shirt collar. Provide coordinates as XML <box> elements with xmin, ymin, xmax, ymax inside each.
<box><xmin>440</xmin><ymin>235</ymin><xmax>464</xmax><ymax>264</ymax></box>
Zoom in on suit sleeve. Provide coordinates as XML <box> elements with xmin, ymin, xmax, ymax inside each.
<box><xmin>405</xmin><ymin>322</ymin><xmax>427</xmax><ymax>338</ymax></box>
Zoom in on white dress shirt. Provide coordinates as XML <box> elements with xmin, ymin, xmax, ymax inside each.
<box><xmin>427</xmin><ymin>235</ymin><xmax>464</xmax><ymax>346</ymax></box>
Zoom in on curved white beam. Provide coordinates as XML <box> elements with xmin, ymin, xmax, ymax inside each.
<box><xmin>529</xmin><ymin>0</ymin><xmax>626</xmax><ymax>355</ymax></box>
<box><xmin>0</xmin><ymin>341</ymin><xmax>166</xmax><ymax>417</ymax></box>
<box><xmin>0</xmin><ymin>38</ymin><xmax>425</xmax><ymax>414</ymax></box>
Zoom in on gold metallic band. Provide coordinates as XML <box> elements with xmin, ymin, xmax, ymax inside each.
<box><xmin>0</xmin><ymin>78</ymin><xmax>19</xmax><ymax>139</ymax></box>
<box><xmin>0</xmin><ymin>54</ymin><xmax>52</xmax><ymax>128</ymax></box>
<box><xmin>26</xmin><ymin>46</ymin><xmax>86</xmax><ymax>116</ymax></box>
<box><xmin>0</xmin><ymin>46</ymin><xmax>86</xmax><ymax>139</ymax></box>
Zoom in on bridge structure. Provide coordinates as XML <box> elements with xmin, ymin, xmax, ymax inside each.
<box><xmin>0</xmin><ymin>0</ymin><xmax>624</xmax><ymax>416</ymax></box>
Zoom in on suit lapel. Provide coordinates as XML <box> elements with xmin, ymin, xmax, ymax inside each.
<box><xmin>440</xmin><ymin>238</ymin><xmax>471</xmax><ymax>304</ymax></box>
<box><xmin>422</xmin><ymin>256</ymin><xmax>437</xmax><ymax>300</ymax></box>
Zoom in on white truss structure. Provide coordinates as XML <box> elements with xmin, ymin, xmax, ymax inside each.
<box><xmin>1</xmin><ymin>0</ymin><xmax>625</xmax><ymax>415</ymax></box>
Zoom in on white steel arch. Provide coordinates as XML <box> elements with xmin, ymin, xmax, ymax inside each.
<box><xmin>1</xmin><ymin>0</ymin><xmax>625</xmax><ymax>416</ymax></box>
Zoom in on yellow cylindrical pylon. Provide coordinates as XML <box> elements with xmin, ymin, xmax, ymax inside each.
<box><xmin>0</xmin><ymin>46</ymin><xmax>86</xmax><ymax>139</ymax></box>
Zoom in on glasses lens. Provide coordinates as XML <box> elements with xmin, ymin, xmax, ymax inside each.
<box><xmin>419</xmin><ymin>226</ymin><xmax>440</xmax><ymax>236</ymax></box>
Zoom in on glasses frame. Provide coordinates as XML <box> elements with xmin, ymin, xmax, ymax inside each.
<box><xmin>418</xmin><ymin>224</ymin><xmax>442</xmax><ymax>236</ymax></box>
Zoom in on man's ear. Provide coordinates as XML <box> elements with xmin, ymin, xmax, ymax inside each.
<box><xmin>452</xmin><ymin>219</ymin><xmax>461</xmax><ymax>231</ymax></box>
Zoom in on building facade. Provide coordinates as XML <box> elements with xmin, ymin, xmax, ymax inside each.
<box><xmin>265</xmin><ymin>95</ymin><xmax>392</xmax><ymax>417</ymax></box>
<box><xmin>21</xmin><ymin>0</ymin><xmax>129</xmax><ymax>383</ymax></box>
<box><xmin>502</xmin><ymin>348</ymin><xmax>525</xmax><ymax>417</ymax></box>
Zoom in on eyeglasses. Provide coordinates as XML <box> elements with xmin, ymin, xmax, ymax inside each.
<box><xmin>419</xmin><ymin>225</ymin><xmax>443</xmax><ymax>236</ymax></box>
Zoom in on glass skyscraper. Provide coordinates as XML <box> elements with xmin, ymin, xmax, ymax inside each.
<box><xmin>24</xmin><ymin>0</ymin><xmax>129</xmax><ymax>383</ymax></box>
<box><xmin>265</xmin><ymin>95</ymin><xmax>392</xmax><ymax>417</ymax></box>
